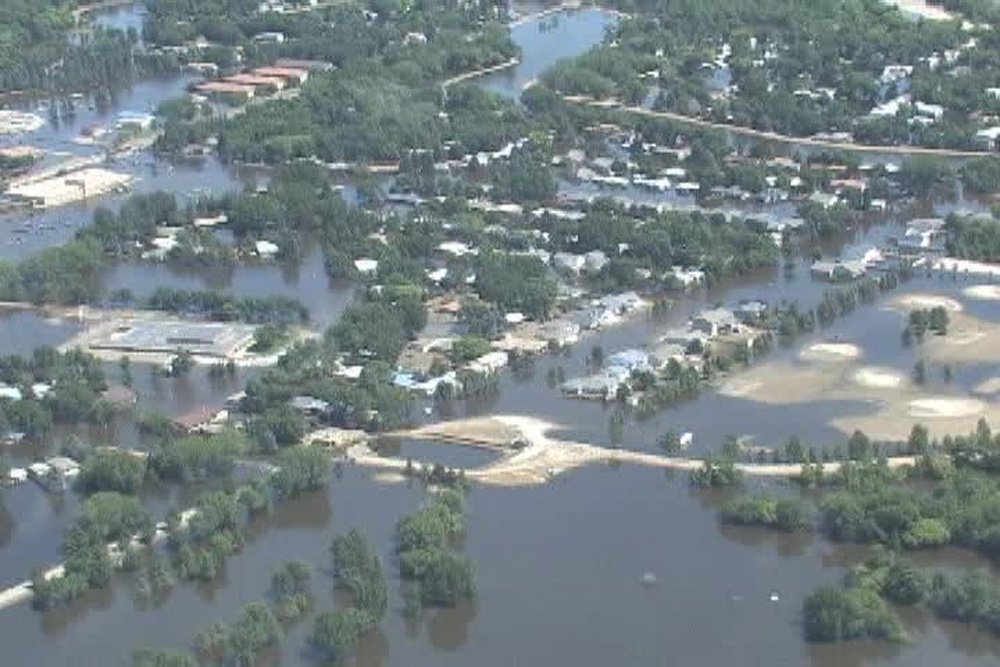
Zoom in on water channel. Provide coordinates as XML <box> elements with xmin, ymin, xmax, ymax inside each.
<box><xmin>2</xmin><ymin>4</ymin><xmax>1000</xmax><ymax>665</ymax></box>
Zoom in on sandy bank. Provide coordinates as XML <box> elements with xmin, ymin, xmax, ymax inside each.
<box><xmin>352</xmin><ymin>415</ymin><xmax>917</xmax><ymax>487</ymax></box>
<box><xmin>800</xmin><ymin>342</ymin><xmax>862</xmax><ymax>361</ymax></box>
<box><xmin>963</xmin><ymin>285</ymin><xmax>1000</xmax><ymax>301</ymax></box>
<box><xmin>893</xmin><ymin>293</ymin><xmax>964</xmax><ymax>312</ymax></box>
<box><xmin>853</xmin><ymin>367</ymin><xmax>905</xmax><ymax>389</ymax></box>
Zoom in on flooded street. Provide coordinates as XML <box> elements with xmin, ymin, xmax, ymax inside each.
<box><xmin>2</xmin><ymin>3</ymin><xmax>1000</xmax><ymax>666</ymax></box>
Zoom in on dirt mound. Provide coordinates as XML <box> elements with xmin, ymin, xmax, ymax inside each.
<box><xmin>908</xmin><ymin>397</ymin><xmax>986</xmax><ymax>419</ymax></box>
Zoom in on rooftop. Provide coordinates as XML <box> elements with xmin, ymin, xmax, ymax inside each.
<box><xmin>88</xmin><ymin>319</ymin><xmax>257</xmax><ymax>357</ymax></box>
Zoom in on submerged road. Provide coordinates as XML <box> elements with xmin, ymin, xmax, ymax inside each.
<box><xmin>0</xmin><ymin>509</ymin><xmax>196</xmax><ymax>613</ymax></box>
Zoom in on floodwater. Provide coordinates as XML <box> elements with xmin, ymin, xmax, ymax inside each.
<box><xmin>3</xmin><ymin>4</ymin><xmax>1000</xmax><ymax>667</ymax></box>
<box><xmin>2</xmin><ymin>466</ymin><xmax>1000</xmax><ymax>666</ymax></box>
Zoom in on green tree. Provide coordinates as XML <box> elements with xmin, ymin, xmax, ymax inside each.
<box><xmin>77</xmin><ymin>449</ymin><xmax>147</xmax><ymax>495</ymax></box>
<box><xmin>131</xmin><ymin>649</ymin><xmax>196</xmax><ymax>667</ymax></box>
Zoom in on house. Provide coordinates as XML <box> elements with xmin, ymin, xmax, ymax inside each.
<box><xmin>599</xmin><ymin>291</ymin><xmax>644</xmax><ymax>314</ymax></box>
<box><xmin>426</xmin><ymin>267</ymin><xmax>448</xmax><ymax>284</ymax></box>
<box><xmin>975</xmin><ymin>126</ymin><xmax>1000</xmax><ymax>150</ymax></box>
<box><xmin>810</xmin><ymin>259</ymin><xmax>867</xmax><ymax>282</ymax></box>
<box><xmin>692</xmin><ymin>308</ymin><xmax>740</xmax><ymax>336</ymax></box>
<box><xmin>253</xmin><ymin>31</ymin><xmax>285</xmax><ymax>44</ymax></box>
<box><xmin>606</xmin><ymin>349</ymin><xmax>652</xmax><ymax>372</ymax></box>
<box><xmin>255</xmin><ymin>240</ymin><xmax>280</xmax><ymax>257</ymax></box>
<box><xmin>540</xmin><ymin>320</ymin><xmax>580</xmax><ymax>346</ymax></box>
<box><xmin>583</xmin><ymin>250</ymin><xmax>608</xmax><ymax>272</ymax></box>
<box><xmin>880</xmin><ymin>65</ymin><xmax>913</xmax><ymax>84</ymax></box>
<box><xmin>354</xmin><ymin>258</ymin><xmax>379</xmax><ymax>275</ymax></box>
<box><xmin>224</xmin><ymin>391</ymin><xmax>247</xmax><ymax>410</ymax></box>
<box><xmin>289</xmin><ymin>395</ymin><xmax>331</xmax><ymax>417</ymax></box>
<box><xmin>195</xmin><ymin>81</ymin><xmax>256</xmax><ymax>104</ymax></box>
<box><xmin>561</xmin><ymin>367</ymin><xmax>630</xmax><ymax>400</ymax></box>
<box><xmin>116</xmin><ymin>111</ymin><xmax>155</xmax><ymax>132</ymax></box>
<box><xmin>274</xmin><ymin>58</ymin><xmax>334</xmax><ymax>72</ymax></box>
<box><xmin>671</xmin><ymin>266</ymin><xmax>705</xmax><ymax>287</ymax></box>
<box><xmin>468</xmin><ymin>351</ymin><xmax>509</xmax><ymax>373</ymax></box>
<box><xmin>437</xmin><ymin>241</ymin><xmax>476</xmax><ymax>257</ymax></box>
<box><xmin>808</xmin><ymin>191</ymin><xmax>840</xmax><ymax>209</ymax></box>
<box><xmin>553</xmin><ymin>252</ymin><xmax>586</xmax><ymax>273</ymax></box>
<box><xmin>735</xmin><ymin>300</ymin><xmax>768</xmax><ymax>324</ymax></box>
<box><xmin>251</xmin><ymin>66</ymin><xmax>309</xmax><ymax>85</ymax></box>
<box><xmin>172</xmin><ymin>405</ymin><xmax>220</xmax><ymax>434</ymax></box>
<box><xmin>587</xmin><ymin>308</ymin><xmax>622</xmax><ymax>330</ymax></box>
<box><xmin>0</xmin><ymin>383</ymin><xmax>22</xmax><ymax>401</ymax></box>
<box><xmin>899</xmin><ymin>218</ymin><xmax>946</xmax><ymax>251</ymax></box>
<box><xmin>660</xmin><ymin>326</ymin><xmax>709</xmax><ymax>349</ymax></box>
<box><xmin>225</xmin><ymin>73</ymin><xmax>286</xmax><ymax>93</ymax></box>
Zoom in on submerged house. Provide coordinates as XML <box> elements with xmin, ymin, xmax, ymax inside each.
<box><xmin>692</xmin><ymin>308</ymin><xmax>740</xmax><ymax>336</ymax></box>
<box><xmin>898</xmin><ymin>218</ymin><xmax>946</xmax><ymax>252</ymax></box>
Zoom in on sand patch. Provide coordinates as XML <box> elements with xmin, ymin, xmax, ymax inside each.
<box><xmin>718</xmin><ymin>379</ymin><xmax>762</xmax><ymax>398</ymax></box>
<box><xmin>908</xmin><ymin>397</ymin><xmax>986</xmax><ymax>419</ymax></box>
<box><xmin>853</xmin><ymin>367</ymin><xmax>905</xmax><ymax>389</ymax></box>
<box><xmin>894</xmin><ymin>293</ymin><xmax>964</xmax><ymax>313</ymax></box>
<box><xmin>974</xmin><ymin>378</ymin><xmax>1000</xmax><ymax>395</ymax></box>
<box><xmin>963</xmin><ymin>285</ymin><xmax>1000</xmax><ymax>301</ymax></box>
<box><xmin>921</xmin><ymin>311</ymin><xmax>1000</xmax><ymax>364</ymax></box>
<box><xmin>800</xmin><ymin>343</ymin><xmax>862</xmax><ymax>362</ymax></box>
<box><xmin>369</xmin><ymin>471</ymin><xmax>407</xmax><ymax>484</ymax></box>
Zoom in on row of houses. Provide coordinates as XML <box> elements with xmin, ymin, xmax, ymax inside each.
<box><xmin>195</xmin><ymin>60</ymin><xmax>328</xmax><ymax>104</ymax></box>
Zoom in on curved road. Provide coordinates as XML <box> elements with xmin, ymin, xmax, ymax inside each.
<box><xmin>561</xmin><ymin>96</ymin><xmax>990</xmax><ymax>158</ymax></box>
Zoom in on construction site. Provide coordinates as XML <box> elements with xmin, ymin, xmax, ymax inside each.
<box><xmin>4</xmin><ymin>165</ymin><xmax>133</xmax><ymax>209</ymax></box>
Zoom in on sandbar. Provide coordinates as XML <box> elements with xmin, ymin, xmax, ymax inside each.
<box><xmin>963</xmin><ymin>285</ymin><xmax>1000</xmax><ymax>301</ymax></box>
<box><xmin>908</xmin><ymin>397</ymin><xmax>986</xmax><ymax>419</ymax></box>
<box><xmin>853</xmin><ymin>367</ymin><xmax>905</xmax><ymax>389</ymax></box>
<box><xmin>800</xmin><ymin>342</ymin><xmax>862</xmax><ymax>361</ymax></box>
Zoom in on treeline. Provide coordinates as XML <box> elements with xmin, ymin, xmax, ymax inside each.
<box><xmin>804</xmin><ymin>548</ymin><xmax>1000</xmax><ymax>644</ymax></box>
<box><xmin>945</xmin><ymin>213</ymin><xmax>1000</xmax><ymax>262</ymax></box>
<box><xmin>396</xmin><ymin>488</ymin><xmax>475</xmax><ymax>612</ymax></box>
<box><xmin>34</xmin><ymin>444</ymin><xmax>331</xmax><ymax>610</ymax></box>
<box><xmin>312</xmin><ymin>529</ymin><xmax>389</xmax><ymax>662</ymax></box>
<box><xmin>144</xmin><ymin>287</ymin><xmax>308</xmax><ymax>324</ymax></box>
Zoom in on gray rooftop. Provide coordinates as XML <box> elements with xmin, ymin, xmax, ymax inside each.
<box><xmin>89</xmin><ymin>320</ymin><xmax>257</xmax><ymax>357</ymax></box>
